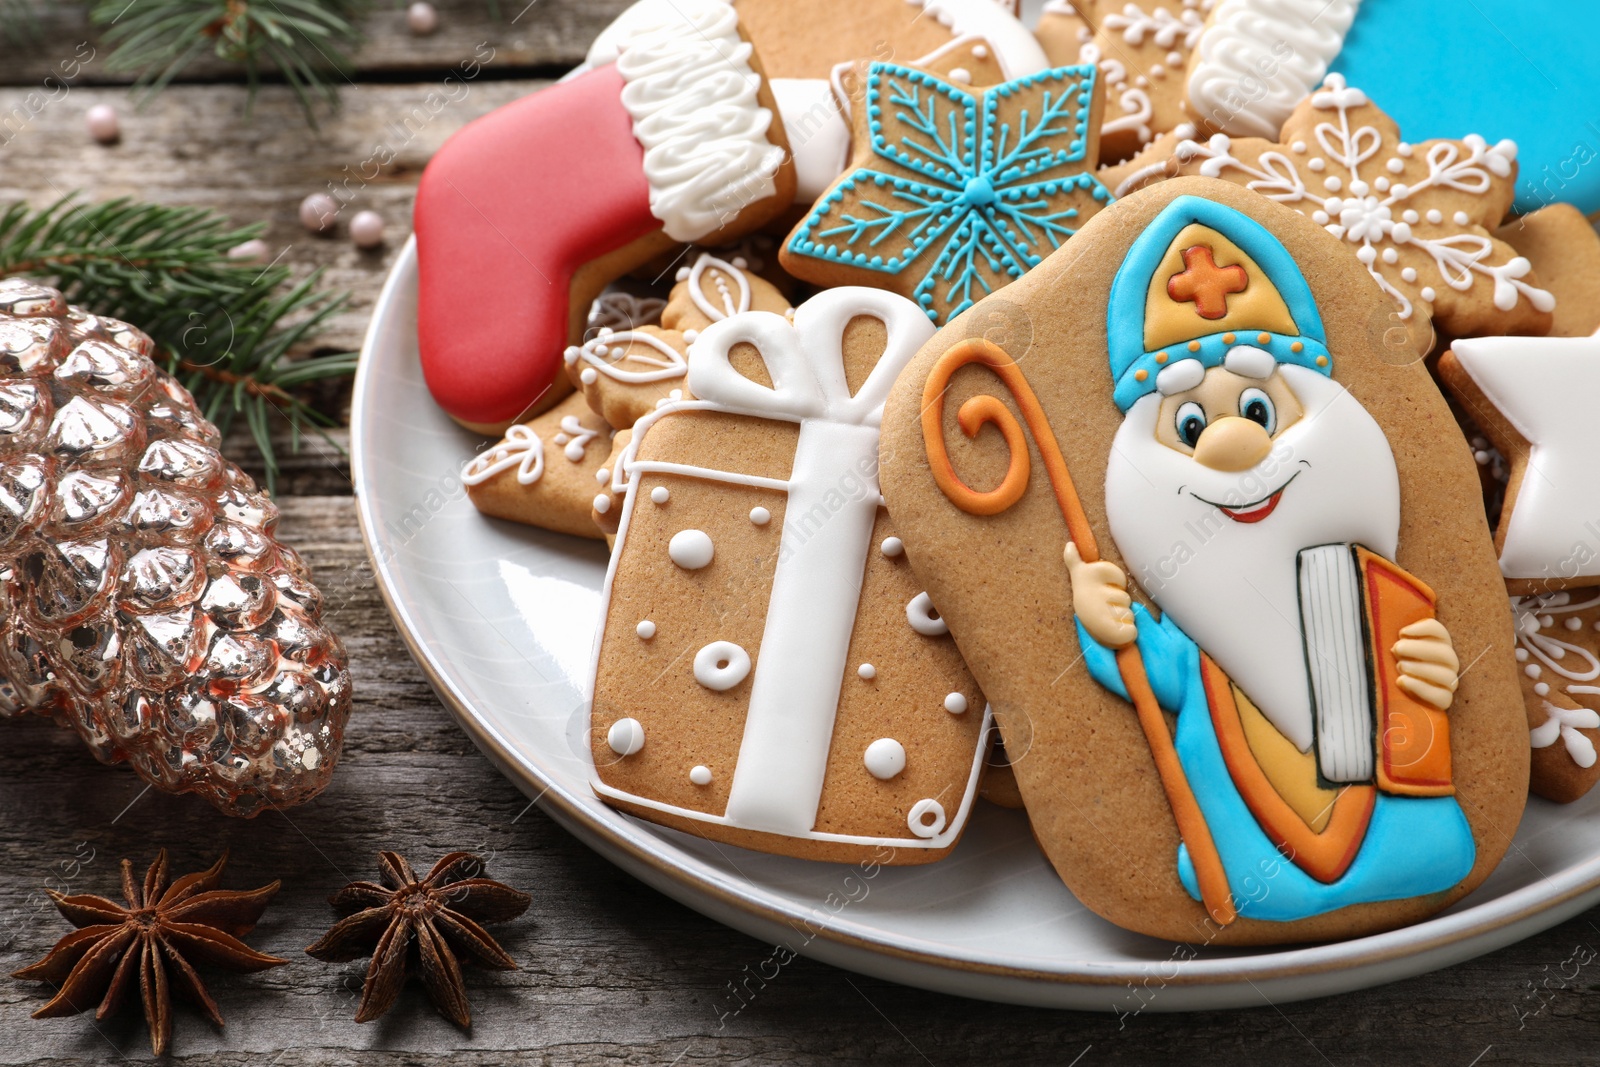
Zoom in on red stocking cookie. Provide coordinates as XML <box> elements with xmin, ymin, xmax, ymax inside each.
<box><xmin>415</xmin><ymin>0</ymin><xmax>796</xmax><ymax>432</ymax></box>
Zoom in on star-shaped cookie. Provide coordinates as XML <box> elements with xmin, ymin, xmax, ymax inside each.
<box><xmin>1170</xmin><ymin>74</ymin><xmax>1554</xmax><ymax>340</ymax></box>
<box><xmin>1439</xmin><ymin>331</ymin><xmax>1600</xmax><ymax>593</ymax></box>
<box><xmin>781</xmin><ymin>61</ymin><xmax>1113</xmax><ymax>324</ymax></box>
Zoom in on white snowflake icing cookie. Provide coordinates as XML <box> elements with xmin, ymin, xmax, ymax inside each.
<box><xmin>1511</xmin><ymin>592</ymin><xmax>1600</xmax><ymax>804</ymax></box>
<box><xmin>1172</xmin><ymin>75</ymin><xmax>1554</xmax><ymax>339</ymax></box>
<box><xmin>462</xmin><ymin>390</ymin><xmax>615</xmax><ymax>540</ymax></box>
<box><xmin>586</xmin><ymin>287</ymin><xmax>991</xmax><ymax>863</ymax></box>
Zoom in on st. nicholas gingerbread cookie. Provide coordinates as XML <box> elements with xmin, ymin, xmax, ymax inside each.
<box><xmin>879</xmin><ymin>177</ymin><xmax>1526</xmax><ymax>943</ymax></box>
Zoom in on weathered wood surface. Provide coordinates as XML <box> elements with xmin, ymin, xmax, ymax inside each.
<box><xmin>0</xmin><ymin>9</ymin><xmax>1597</xmax><ymax>1067</ymax></box>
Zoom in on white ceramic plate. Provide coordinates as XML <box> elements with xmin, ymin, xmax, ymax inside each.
<box><xmin>351</xmin><ymin>240</ymin><xmax>1600</xmax><ymax>1010</ymax></box>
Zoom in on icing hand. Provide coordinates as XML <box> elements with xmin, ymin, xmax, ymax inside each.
<box><xmin>1392</xmin><ymin>617</ymin><xmax>1460</xmax><ymax>712</ymax></box>
<box><xmin>1065</xmin><ymin>541</ymin><xmax>1136</xmax><ymax>649</ymax></box>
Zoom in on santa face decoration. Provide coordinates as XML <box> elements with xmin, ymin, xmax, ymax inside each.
<box><xmin>882</xmin><ymin>180</ymin><xmax>1527</xmax><ymax>943</ymax></box>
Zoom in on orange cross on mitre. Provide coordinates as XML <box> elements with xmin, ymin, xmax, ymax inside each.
<box><xmin>1167</xmin><ymin>245</ymin><xmax>1249</xmax><ymax>320</ymax></box>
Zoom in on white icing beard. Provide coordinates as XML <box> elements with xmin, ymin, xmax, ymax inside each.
<box><xmin>1104</xmin><ymin>365</ymin><xmax>1399</xmax><ymax>751</ymax></box>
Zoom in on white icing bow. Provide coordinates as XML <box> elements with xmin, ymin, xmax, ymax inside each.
<box><xmin>686</xmin><ymin>288</ymin><xmax>935</xmax><ymax>427</ymax></box>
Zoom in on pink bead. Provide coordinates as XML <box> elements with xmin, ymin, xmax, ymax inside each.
<box><xmin>299</xmin><ymin>193</ymin><xmax>339</xmax><ymax>235</ymax></box>
<box><xmin>406</xmin><ymin>1</ymin><xmax>439</xmax><ymax>35</ymax></box>
<box><xmin>227</xmin><ymin>239</ymin><xmax>271</xmax><ymax>264</ymax></box>
<box><xmin>86</xmin><ymin>104</ymin><xmax>120</xmax><ymax>145</ymax></box>
<box><xmin>350</xmin><ymin>210</ymin><xmax>386</xmax><ymax>249</ymax></box>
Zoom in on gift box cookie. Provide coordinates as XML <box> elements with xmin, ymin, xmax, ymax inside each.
<box><xmin>587</xmin><ymin>288</ymin><xmax>990</xmax><ymax>863</ymax></box>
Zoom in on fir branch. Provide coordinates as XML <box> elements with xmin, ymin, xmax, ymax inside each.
<box><xmin>89</xmin><ymin>0</ymin><xmax>372</xmax><ymax>126</ymax></box>
<box><xmin>0</xmin><ymin>195</ymin><xmax>355</xmax><ymax>491</ymax></box>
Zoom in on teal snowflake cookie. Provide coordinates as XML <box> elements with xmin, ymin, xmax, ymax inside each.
<box><xmin>781</xmin><ymin>63</ymin><xmax>1113</xmax><ymax>324</ymax></box>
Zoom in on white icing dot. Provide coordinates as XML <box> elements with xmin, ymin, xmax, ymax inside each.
<box><xmin>1290</xmin><ymin>140</ymin><xmax>1307</xmax><ymax>153</ymax></box>
<box><xmin>1307</xmin><ymin>157</ymin><xmax>1326</xmax><ymax>172</ymax></box>
<box><xmin>1474</xmin><ymin>450</ymin><xmax>1490</xmax><ymax>465</ymax></box>
<box><xmin>1312</xmin><ymin>211</ymin><xmax>1330</xmax><ymax>225</ymax></box>
<box><xmin>1323</xmin><ymin>176</ymin><xmax>1342</xmax><ymax>192</ymax></box>
<box><xmin>858</xmin><ymin>663</ymin><xmax>877</xmax><ymax>680</ymax></box>
<box><xmin>908</xmin><ymin>798</ymin><xmax>946</xmax><ymax>839</ymax></box>
<box><xmin>1421</xmin><ymin>286</ymin><xmax>1437</xmax><ymax>302</ymax></box>
<box><xmin>950</xmin><ymin>67</ymin><xmax>972</xmax><ymax>84</ymax></box>
<box><xmin>1454</xmin><ymin>210</ymin><xmax>1471</xmax><ymax>226</ymax></box>
<box><xmin>607</xmin><ymin>718</ymin><xmax>644</xmax><ymax>757</ymax></box>
<box><xmin>592</xmin><ymin>468</ymin><xmax>606</xmax><ymax>485</ymax></box>
<box><xmin>1541</xmin><ymin>615</ymin><xmax>1555</xmax><ymax>629</ymax></box>
<box><xmin>553</xmin><ymin>432</ymin><xmax>569</xmax><ymax>445</ymax></box>
<box><xmin>864</xmin><ymin>738</ymin><xmax>906</xmax><ymax>780</ymax></box>
<box><xmin>1166</xmin><ymin>51</ymin><xmax>1182</xmax><ymax>65</ymax></box>
<box><xmin>651</xmin><ymin>486</ymin><xmax>670</xmax><ymax>504</ymax></box>
<box><xmin>593</xmin><ymin>493</ymin><xmax>611</xmax><ymax>515</ymax></box>
<box><xmin>1515</xmin><ymin>647</ymin><xmax>1530</xmax><ymax>661</ymax></box>
<box><xmin>1403</xmin><ymin>209</ymin><xmax>1420</xmax><ymax>224</ymax></box>
<box><xmin>1350</xmin><ymin>180</ymin><xmax>1370</xmax><ymax>197</ymax></box>
<box><xmin>881</xmin><ymin>536</ymin><xmax>904</xmax><ymax>558</ymax></box>
<box><xmin>682</xmin><ymin>329</ymin><xmax>699</xmax><ymax>343</ymax></box>
<box><xmin>971</xmin><ymin>43</ymin><xmax>988</xmax><ymax>58</ymax></box>
<box><xmin>907</xmin><ymin>592</ymin><xmax>949</xmax><ymax>636</ymax></box>
<box><xmin>676</xmin><ymin>267</ymin><xmax>690</xmax><ymax>281</ymax></box>
<box><xmin>1387</xmin><ymin>158</ymin><xmax>1404</xmax><ymax>174</ymax></box>
<box><xmin>1535</xmin><ymin>682</ymin><xmax>1551</xmax><ymax>697</ymax></box>
<box><xmin>1382</xmin><ymin>248</ymin><xmax>1399</xmax><ymax>265</ymax></box>
<box><xmin>1426</xmin><ymin>209</ymin><xmax>1444</xmax><ymax>224</ymax></box>
<box><xmin>637</xmin><ymin>620</ymin><xmax>656</xmax><ymax>639</ymax></box>
<box><xmin>1397</xmin><ymin>142</ymin><xmax>1414</xmax><ymax>156</ymax></box>
<box><xmin>668</xmin><ymin>529</ymin><xmax>714</xmax><ymax>569</ymax></box>
<box><xmin>581</xmin><ymin>368</ymin><xmax>599</xmax><ymax>385</ymax></box>
<box><xmin>669</xmin><ymin>388</ymin><xmax>683</xmax><ymax>399</ymax></box>
<box><xmin>694</xmin><ymin>641</ymin><xmax>751</xmax><ymax>691</ymax></box>
<box><xmin>749</xmin><ymin>506</ymin><xmax>771</xmax><ymax>525</ymax></box>
<box><xmin>690</xmin><ymin>765</ymin><xmax>712</xmax><ymax>786</ymax></box>
<box><xmin>1374</xmin><ymin>177</ymin><xmax>1390</xmax><ymax>193</ymax></box>
<box><xmin>1526</xmin><ymin>664</ymin><xmax>1543</xmax><ymax>679</ymax></box>
<box><xmin>1357</xmin><ymin>246</ymin><xmax>1377</xmax><ymax>265</ymax></box>
<box><xmin>1401</xmin><ymin>267</ymin><xmax>1418</xmax><ymax>283</ymax></box>
<box><xmin>1568</xmin><ymin>617</ymin><xmax>1585</xmax><ymax>631</ymax></box>
<box><xmin>944</xmin><ymin>692</ymin><xmax>968</xmax><ymax>714</ymax></box>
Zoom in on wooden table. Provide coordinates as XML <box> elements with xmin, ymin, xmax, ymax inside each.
<box><xmin>0</xmin><ymin>4</ymin><xmax>1594</xmax><ymax>1063</ymax></box>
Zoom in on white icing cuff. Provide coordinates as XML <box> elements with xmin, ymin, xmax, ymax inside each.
<box><xmin>614</xmin><ymin>0</ymin><xmax>785</xmax><ymax>242</ymax></box>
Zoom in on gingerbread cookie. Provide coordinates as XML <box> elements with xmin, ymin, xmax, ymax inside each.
<box><xmin>588</xmin><ymin>287</ymin><xmax>991</xmax><ymax>863</ymax></box>
<box><xmin>566</xmin><ymin>253</ymin><xmax>795</xmax><ymax>430</ymax></box>
<box><xmin>415</xmin><ymin>0</ymin><xmax>797</xmax><ymax>432</ymax></box>
<box><xmin>1496</xmin><ymin>203</ymin><xmax>1600</xmax><ymax>338</ymax></box>
<box><xmin>462</xmin><ymin>392</ymin><xmax>614</xmax><ymax>539</ymax></box>
<box><xmin>1439</xmin><ymin>334</ymin><xmax>1600</xmax><ymax>592</ymax></box>
<box><xmin>1513</xmin><ymin>591</ymin><xmax>1600</xmax><ymax>804</ymax></box>
<box><xmin>1183</xmin><ymin>0</ymin><xmax>1358</xmax><ymax>138</ymax></box>
<box><xmin>781</xmin><ymin>61</ymin><xmax>1114</xmax><ymax>325</ymax></box>
<box><xmin>1172</xmin><ymin>75</ymin><xmax>1554</xmax><ymax>341</ymax></box>
<box><xmin>879</xmin><ymin>177</ymin><xmax>1526</xmax><ymax>943</ymax></box>
<box><xmin>1039</xmin><ymin>0</ymin><xmax>1217</xmax><ymax>163</ymax></box>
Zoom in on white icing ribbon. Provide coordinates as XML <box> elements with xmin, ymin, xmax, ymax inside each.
<box><xmin>612</xmin><ymin>0</ymin><xmax>785</xmax><ymax>242</ymax></box>
<box><xmin>462</xmin><ymin>424</ymin><xmax>544</xmax><ymax>486</ymax></box>
<box><xmin>675</xmin><ymin>290</ymin><xmax>936</xmax><ymax>835</ymax></box>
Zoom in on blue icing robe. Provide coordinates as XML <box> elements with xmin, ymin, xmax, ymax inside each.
<box><xmin>1076</xmin><ymin>605</ymin><xmax>1475</xmax><ymax>922</ymax></box>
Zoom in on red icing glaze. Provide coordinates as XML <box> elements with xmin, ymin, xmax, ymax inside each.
<box><xmin>415</xmin><ymin>64</ymin><xmax>658</xmax><ymax>426</ymax></box>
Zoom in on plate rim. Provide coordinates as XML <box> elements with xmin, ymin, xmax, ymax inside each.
<box><xmin>350</xmin><ymin>238</ymin><xmax>1600</xmax><ymax>1006</ymax></box>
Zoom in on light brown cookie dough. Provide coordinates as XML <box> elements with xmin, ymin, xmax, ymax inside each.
<box><xmin>463</xmin><ymin>391</ymin><xmax>615</xmax><ymax>539</ymax></box>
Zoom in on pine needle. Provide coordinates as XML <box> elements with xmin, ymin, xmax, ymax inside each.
<box><xmin>0</xmin><ymin>195</ymin><xmax>355</xmax><ymax>492</ymax></box>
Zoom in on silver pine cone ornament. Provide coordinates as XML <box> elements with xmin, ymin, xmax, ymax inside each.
<box><xmin>0</xmin><ymin>279</ymin><xmax>351</xmax><ymax>815</ymax></box>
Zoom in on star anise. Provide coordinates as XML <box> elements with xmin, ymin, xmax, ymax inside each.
<box><xmin>305</xmin><ymin>851</ymin><xmax>531</xmax><ymax>1027</ymax></box>
<box><xmin>13</xmin><ymin>850</ymin><xmax>286</xmax><ymax>1055</ymax></box>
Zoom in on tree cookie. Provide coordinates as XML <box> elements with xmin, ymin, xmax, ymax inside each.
<box><xmin>879</xmin><ymin>177</ymin><xmax>1527</xmax><ymax>943</ymax></box>
<box><xmin>780</xmin><ymin>60</ymin><xmax>1114</xmax><ymax>325</ymax></box>
<box><xmin>587</xmin><ymin>287</ymin><xmax>990</xmax><ymax>863</ymax></box>
<box><xmin>461</xmin><ymin>392</ymin><xmax>614</xmax><ymax>540</ymax></box>
<box><xmin>415</xmin><ymin>0</ymin><xmax>796</xmax><ymax>432</ymax></box>
<box><xmin>1438</xmin><ymin>334</ymin><xmax>1600</xmax><ymax>592</ymax></box>
<box><xmin>1170</xmin><ymin>75</ymin><xmax>1554</xmax><ymax>343</ymax></box>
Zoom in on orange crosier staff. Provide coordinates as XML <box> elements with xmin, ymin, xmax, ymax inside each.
<box><xmin>921</xmin><ymin>337</ymin><xmax>1238</xmax><ymax>927</ymax></box>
